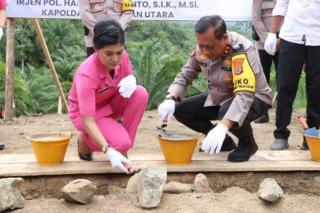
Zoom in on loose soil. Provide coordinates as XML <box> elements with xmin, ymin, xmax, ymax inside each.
<box><xmin>2</xmin><ymin>109</ymin><xmax>320</xmax><ymax>212</ymax></box>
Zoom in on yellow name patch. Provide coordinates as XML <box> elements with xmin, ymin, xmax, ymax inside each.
<box><xmin>122</xmin><ymin>0</ymin><xmax>134</xmax><ymax>11</ymax></box>
<box><xmin>231</xmin><ymin>53</ymin><xmax>256</xmax><ymax>93</ymax></box>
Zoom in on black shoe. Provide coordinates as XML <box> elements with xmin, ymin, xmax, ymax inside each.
<box><xmin>77</xmin><ymin>139</ymin><xmax>93</xmax><ymax>161</ymax></box>
<box><xmin>227</xmin><ymin>137</ymin><xmax>258</xmax><ymax>162</ymax></box>
<box><xmin>199</xmin><ymin>134</ymin><xmax>236</xmax><ymax>152</ymax></box>
<box><xmin>300</xmin><ymin>136</ymin><xmax>309</xmax><ymax>150</ymax></box>
<box><xmin>254</xmin><ymin>113</ymin><xmax>269</xmax><ymax>124</ymax></box>
<box><xmin>0</xmin><ymin>144</ymin><xmax>5</xmax><ymax>150</ymax></box>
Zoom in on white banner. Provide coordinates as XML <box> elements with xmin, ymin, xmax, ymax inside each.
<box><xmin>7</xmin><ymin>0</ymin><xmax>252</xmax><ymax>21</ymax></box>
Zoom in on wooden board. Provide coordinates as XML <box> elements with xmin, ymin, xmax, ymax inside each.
<box><xmin>0</xmin><ymin>151</ymin><xmax>319</xmax><ymax>177</ymax></box>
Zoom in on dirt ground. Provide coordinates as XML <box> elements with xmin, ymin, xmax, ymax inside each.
<box><xmin>2</xmin><ymin>109</ymin><xmax>320</xmax><ymax>212</ymax></box>
<box><xmin>0</xmin><ymin>109</ymin><xmax>307</xmax><ymax>154</ymax></box>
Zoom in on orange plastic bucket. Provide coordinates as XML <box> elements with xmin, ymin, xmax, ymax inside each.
<box><xmin>304</xmin><ymin>133</ymin><xmax>320</xmax><ymax>161</ymax></box>
<box><xmin>29</xmin><ymin>133</ymin><xmax>71</xmax><ymax>166</ymax></box>
<box><xmin>158</xmin><ymin>134</ymin><xmax>201</xmax><ymax>165</ymax></box>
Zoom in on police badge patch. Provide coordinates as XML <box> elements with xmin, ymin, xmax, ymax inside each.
<box><xmin>232</xmin><ymin>58</ymin><xmax>244</xmax><ymax>75</ymax></box>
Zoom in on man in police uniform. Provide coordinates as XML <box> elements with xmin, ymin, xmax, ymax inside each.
<box><xmin>252</xmin><ymin>0</ymin><xmax>279</xmax><ymax>123</ymax></box>
<box><xmin>158</xmin><ymin>15</ymin><xmax>272</xmax><ymax>162</ymax></box>
<box><xmin>79</xmin><ymin>0</ymin><xmax>134</xmax><ymax>56</ymax></box>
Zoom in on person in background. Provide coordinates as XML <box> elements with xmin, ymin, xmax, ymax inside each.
<box><xmin>0</xmin><ymin>0</ymin><xmax>7</xmax><ymax>150</ymax></box>
<box><xmin>68</xmin><ymin>20</ymin><xmax>148</xmax><ymax>173</ymax></box>
<box><xmin>158</xmin><ymin>15</ymin><xmax>272</xmax><ymax>162</ymax></box>
<box><xmin>79</xmin><ymin>0</ymin><xmax>134</xmax><ymax>57</ymax></box>
<box><xmin>264</xmin><ymin>0</ymin><xmax>320</xmax><ymax>150</ymax></box>
<box><xmin>252</xmin><ymin>0</ymin><xmax>280</xmax><ymax>123</ymax></box>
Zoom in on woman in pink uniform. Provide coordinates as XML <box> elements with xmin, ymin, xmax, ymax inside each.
<box><xmin>0</xmin><ymin>0</ymin><xmax>7</xmax><ymax>41</ymax></box>
<box><xmin>68</xmin><ymin>20</ymin><xmax>148</xmax><ymax>173</ymax></box>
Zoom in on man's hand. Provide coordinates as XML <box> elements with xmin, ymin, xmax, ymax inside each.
<box><xmin>201</xmin><ymin>123</ymin><xmax>228</xmax><ymax>154</ymax></box>
<box><xmin>158</xmin><ymin>99</ymin><xmax>175</xmax><ymax>125</ymax></box>
<box><xmin>118</xmin><ymin>75</ymin><xmax>137</xmax><ymax>98</ymax></box>
<box><xmin>106</xmin><ymin>147</ymin><xmax>132</xmax><ymax>174</ymax></box>
<box><xmin>264</xmin><ymin>33</ymin><xmax>277</xmax><ymax>55</ymax></box>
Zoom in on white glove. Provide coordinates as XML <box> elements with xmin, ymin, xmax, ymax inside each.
<box><xmin>158</xmin><ymin>99</ymin><xmax>175</xmax><ymax>124</ymax></box>
<box><xmin>0</xmin><ymin>27</ymin><xmax>3</xmax><ymax>41</ymax></box>
<box><xmin>118</xmin><ymin>75</ymin><xmax>137</xmax><ymax>98</ymax></box>
<box><xmin>106</xmin><ymin>147</ymin><xmax>132</xmax><ymax>174</ymax></box>
<box><xmin>201</xmin><ymin>123</ymin><xmax>228</xmax><ymax>154</ymax></box>
<box><xmin>264</xmin><ymin>33</ymin><xmax>277</xmax><ymax>56</ymax></box>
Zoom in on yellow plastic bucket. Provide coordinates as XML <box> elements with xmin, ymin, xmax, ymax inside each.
<box><xmin>305</xmin><ymin>134</ymin><xmax>320</xmax><ymax>161</ymax></box>
<box><xmin>29</xmin><ymin>133</ymin><xmax>71</xmax><ymax>166</ymax></box>
<box><xmin>158</xmin><ymin>134</ymin><xmax>201</xmax><ymax>165</ymax></box>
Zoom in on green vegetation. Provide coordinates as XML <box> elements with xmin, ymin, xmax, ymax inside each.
<box><xmin>0</xmin><ymin>20</ymin><xmax>306</xmax><ymax>117</ymax></box>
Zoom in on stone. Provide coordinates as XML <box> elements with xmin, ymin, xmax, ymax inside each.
<box><xmin>194</xmin><ymin>173</ymin><xmax>211</xmax><ymax>193</ymax></box>
<box><xmin>138</xmin><ymin>166</ymin><xmax>167</xmax><ymax>208</ymax></box>
<box><xmin>61</xmin><ymin>179</ymin><xmax>97</xmax><ymax>204</ymax></box>
<box><xmin>164</xmin><ymin>181</ymin><xmax>195</xmax><ymax>194</ymax></box>
<box><xmin>0</xmin><ymin>178</ymin><xmax>25</xmax><ymax>212</ymax></box>
<box><xmin>257</xmin><ymin>178</ymin><xmax>284</xmax><ymax>203</ymax></box>
<box><xmin>126</xmin><ymin>170</ymin><xmax>144</xmax><ymax>206</ymax></box>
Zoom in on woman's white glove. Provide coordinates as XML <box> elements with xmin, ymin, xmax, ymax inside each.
<box><xmin>158</xmin><ymin>99</ymin><xmax>175</xmax><ymax>124</ymax></box>
<box><xmin>0</xmin><ymin>27</ymin><xmax>3</xmax><ymax>41</ymax></box>
<box><xmin>118</xmin><ymin>75</ymin><xmax>137</xmax><ymax>98</ymax></box>
<box><xmin>264</xmin><ymin>33</ymin><xmax>277</xmax><ymax>56</ymax></box>
<box><xmin>106</xmin><ymin>147</ymin><xmax>132</xmax><ymax>174</ymax></box>
<box><xmin>201</xmin><ymin>123</ymin><xmax>228</xmax><ymax>154</ymax></box>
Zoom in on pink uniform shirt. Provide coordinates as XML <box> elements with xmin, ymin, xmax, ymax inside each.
<box><xmin>0</xmin><ymin>0</ymin><xmax>7</xmax><ymax>9</ymax></box>
<box><xmin>68</xmin><ymin>51</ymin><xmax>133</xmax><ymax>130</ymax></box>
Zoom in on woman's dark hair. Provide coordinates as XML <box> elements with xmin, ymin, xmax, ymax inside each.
<box><xmin>93</xmin><ymin>20</ymin><xmax>125</xmax><ymax>50</ymax></box>
<box><xmin>195</xmin><ymin>15</ymin><xmax>227</xmax><ymax>40</ymax></box>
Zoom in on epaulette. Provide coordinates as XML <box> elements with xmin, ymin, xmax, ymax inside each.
<box><xmin>232</xmin><ymin>44</ymin><xmax>245</xmax><ymax>55</ymax></box>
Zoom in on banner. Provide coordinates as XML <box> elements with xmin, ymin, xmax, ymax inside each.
<box><xmin>7</xmin><ymin>0</ymin><xmax>252</xmax><ymax>21</ymax></box>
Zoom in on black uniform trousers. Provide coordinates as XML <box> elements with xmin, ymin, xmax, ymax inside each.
<box><xmin>274</xmin><ymin>39</ymin><xmax>320</xmax><ymax>139</ymax></box>
<box><xmin>173</xmin><ymin>93</ymin><xmax>270</xmax><ymax>141</ymax></box>
<box><xmin>258</xmin><ymin>49</ymin><xmax>279</xmax><ymax>85</ymax></box>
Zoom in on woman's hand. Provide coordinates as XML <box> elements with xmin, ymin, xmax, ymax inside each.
<box><xmin>106</xmin><ymin>147</ymin><xmax>132</xmax><ymax>174</ymax></box>
<box><xmin>118</xmin><ymin>75</ymin><xmax>137</xmax><ymax>98</ymax></box>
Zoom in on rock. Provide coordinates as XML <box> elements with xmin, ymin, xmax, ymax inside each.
<box><xmin>257</xmin><ymin>178</ymin><xmax>284</xmax><ymax>203</ymax></box>
<box><xmin>126</xmin><ymin>170</ymin><xmax>144</xmax><ymax>206</ymax></box>
<box><xmin>0</xmin><ymin>178</ymin><xmax>25</xmax><ymax>212</ymax></box>
<box><xmin>138</xmin><ymin>166</ymin><xmax>167</xmax><ymax>208</ymax></box>
<box><xmin>164</xmin><ymin>181</ymin><xmax>195</xmax><ymax>194</ymax></box>
<box><xmin>61</xmin><ymin>179</ymin><xmax>97</xmax><ymax>204</ymax></box>
<box><xmin>194</xmin><ymin>173</ymin><xmax>211</xmax><ymax>193</ymax></box>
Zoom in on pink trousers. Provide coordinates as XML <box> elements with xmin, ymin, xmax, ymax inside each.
<box><xmin>81</xmin><ymin>86</ymin><xmax>148</xmax><ymax>153</ymax></box>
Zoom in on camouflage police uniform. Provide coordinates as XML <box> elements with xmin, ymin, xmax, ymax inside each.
<box><xmin>168</xmin><ymin>32</ymin><xmax>272</xmax><ymax>161</ymax></box>
<box><xmin>79</xmin><ymin>0</ymin><xmax>134</xmax><ymax>56</ymax></box>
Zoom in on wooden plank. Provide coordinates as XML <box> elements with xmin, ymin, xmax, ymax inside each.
<box><xmin>0</xmin><ymin>150</ymin><xmax>319</xmax><ymax>177</ymax></box>
<box><xmin>0</xmin><ymin>150</ymin><xmax>312</xmax><ymax>164</ymax></box>
<box><xmin>1</xmin><ymin>160</ymin><xmax>320</xmax><ymax>177</ymax></box>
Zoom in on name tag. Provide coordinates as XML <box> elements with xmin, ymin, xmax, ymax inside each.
<box><xmin>98</xmin><ymin>85</ymin><xmax>112</xmax><ymax>93</ymax></box>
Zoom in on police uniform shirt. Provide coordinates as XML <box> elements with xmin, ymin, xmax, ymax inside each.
<box><xmin>168</xmin><ymin>31</ymin><xmax>272</xmax><ymax>126</ymax></box>
<box><xmin>79</xmin><ymin>0</ymin><xmax>134</xmax><ymax>47</ymax></box>
<box><xmin>252</xmin><ymin>0</ymin><xmax>277</xmax><ymax>50</ymax></box>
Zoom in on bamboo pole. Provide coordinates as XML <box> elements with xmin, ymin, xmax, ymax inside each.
<box><xmin>31</xmin><ymin>18</ymin><xmax>68</xmax><ymax>112</ymax></box>
<box><xmin>4</xmin><ymin>18</ymin><xmax>15</xmax><ymax>121</ymax></box>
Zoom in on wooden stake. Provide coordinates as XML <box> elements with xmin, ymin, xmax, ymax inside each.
<box><xmin>4</xmin><ymin>18</ymin><xmax>15</xmax><ymax>121</ymax></box>
<box><xmin>31</xmin><ymin>19</ymin><xmax>68</xmax><ymax>112</ymax></box>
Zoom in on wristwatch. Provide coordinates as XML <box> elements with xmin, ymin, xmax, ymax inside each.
<box><xmin>102</xmin><ymin>144</ymin><xmax>109</xmax><ymax>153</ymax></box>
<box><xmin>165</xmin><ymin>94</ymin><xmax>177</xmax><ymax>101</ymax></box>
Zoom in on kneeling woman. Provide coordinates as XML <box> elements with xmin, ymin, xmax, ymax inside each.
<box><xmin>68</xmin><ymin>20</ymin><xmax>148</xmax><ymax>173</ymax></box>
